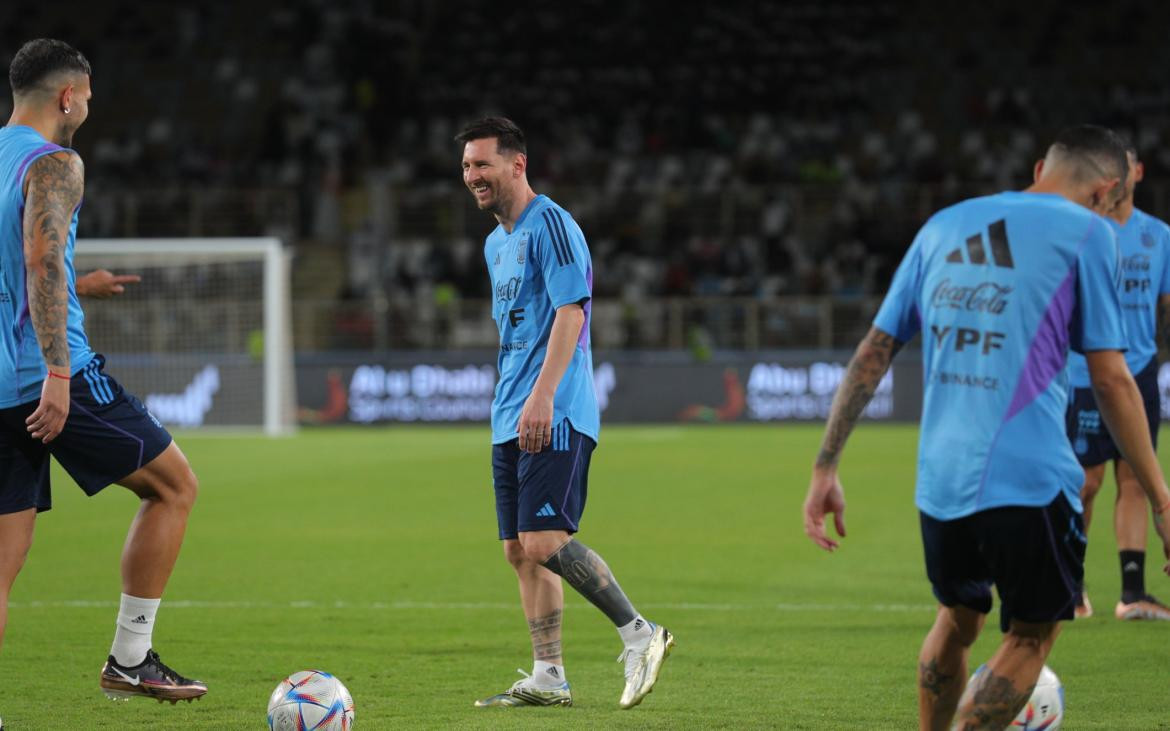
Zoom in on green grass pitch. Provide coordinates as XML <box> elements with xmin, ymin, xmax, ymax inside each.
<box><xmin>4</xmin><ymin>425</ymin><xmax>1168</xmax><ymax>729</ymax></box>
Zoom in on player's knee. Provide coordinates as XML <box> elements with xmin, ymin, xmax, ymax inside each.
<box><xmin>1080</xmin><ymin>474</ymin><xmax>1104</xmax><ymax>503</ymax></box>
<box><xmin>1116</xmin><ymin>476</ymin><xmax>1143</xmax><ymax>502</ymax></box>
<box><xmin>0</xmin><ymin>533</ymin><xmax>34</xmax><ymax>585</ymax></box>
<box><xmin>939</xmin><ymin>605</ymin><xmax>983</xmax><ymax>647</ymax></box>
<box><xmin>1004</xmin><ymin>620</ymin><xmax>1059</xmax><ymax>653</ymax></box>
<box><xmin>502</xmin><ymin>540</ymin><xmax>527</xmax><ymax>570</ymax></box>
<box><xmin>154</xmin><ymin>464</ymin><xmax>198</xmax><ymax>513</ymax></box>
<box><xmin>173</xmin><ymin>467</ymin><xmax>198</xmax><ymax>512</ymax></box>
<box><xmin>517</xmin><ymin>533</ymin><xmax>561</xmax><ymax>564</ymax></box>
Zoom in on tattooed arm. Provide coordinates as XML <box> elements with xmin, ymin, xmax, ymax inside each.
<box><xmin>803</xmin><ymin>327</ymin><xmax>903</xmax><ymax>551</ymax></box>
<box><xmin>22</xmin><ymin>151</ymin><xmax>84</xmax><ymax>443</ymax></box>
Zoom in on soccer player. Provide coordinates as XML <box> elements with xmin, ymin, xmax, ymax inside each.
<box><xmin>803</xmin><ymin>125</ymin><xmax>1170</xmax><ymax>730</ymax></box>
<box><xmin>457</xmin><ymin>117</ymin><xmax>673</xmax><ymax>710</ymax></box>
<box><xmin>1066</xmin><ymin>143</ymin><xmax>1170</xmax><ymax>620</ymax></box>
<box><xmin>0</xmin><ymin>39</ymin><xmax>207</xmax><ymax>706</ymax></box>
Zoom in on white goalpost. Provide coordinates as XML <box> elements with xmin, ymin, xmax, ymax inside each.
<box><xmin>74</xmin><ymin>238</ymin><xmax>296</xmax><ymax>435</ymax></box>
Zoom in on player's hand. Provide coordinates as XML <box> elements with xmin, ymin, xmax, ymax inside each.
<box><xmin>1152</xmin><ymin>498</ymin><xmax>1170</xmax><ymax>576</ymax></box>
<box><xmin>77</xmin><ymin>269</ymin><xmax>141</xmax><ymax>298</ymax></box>
<box><xmin>804</xmin><ymin>465</ymin><xmax>847</xmax><ymax>552</ymax></box>
<box><xmin>517</xmin><ymin>391</ymin><xmax>554</xmax><ymax>454</ymax></box>
<box><xmin>26</xmin><ymin>372</ymin><xmax>70</xmax><ymax>444</ymax></box>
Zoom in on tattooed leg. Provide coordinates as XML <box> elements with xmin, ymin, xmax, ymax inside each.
<box><xmin>954</xmin><ymin>620</ymin><xmax>1059</xmax><ymax>730</ymax></box>
<box><xmin>504</xmin><ymin>539</ymin><xmax>564</xmax><ymax>664</ymax></box>
<box><xmin>918</xmin><ymin>605</ymin><xmax>985</xmax><ymax>731</ymax></box>
<box><xmin>541</xmin><ymin>539</ymin><xmax>638</xmax><ymax>626</ymax></box>
<box><xmin>528</xmin><ymin>609</ymin><xmax>563</xmax><ymax>663</ymax></box>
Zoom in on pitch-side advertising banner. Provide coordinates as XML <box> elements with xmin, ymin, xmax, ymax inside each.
<box><xmin>294</xmin><ymin>351</ymin><xmax>926</xmax><ymax>426</ymax></box>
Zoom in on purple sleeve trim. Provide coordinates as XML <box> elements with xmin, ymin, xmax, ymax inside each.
<box><xmin>14</xmin><ymin>143</ymin><xmax>64</xmax><ymax>191</ymax></box>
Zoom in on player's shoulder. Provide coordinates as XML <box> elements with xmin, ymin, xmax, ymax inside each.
<box><xmin>1132</xmin><ymin>207</ymin><xmax>1170</xmax><ymax>242</ymax></box>
<box><xmin>527</xmin><ymin>195</ymin><xmax>585</xmax><ymax>238</ymax></box>
<box><xmin>531</xmin><ymin>194</ymin><xmax>568</xmax><ymax>217</ymax></box>
<box><xmin>24</xmin><ymin>148</ymin><xmax>84</xmax><ymax>193</ymax></box>
<box><xmin>526</xmin><ymin>195</ymin><xmax>573</xmax><ymax>226</ymax></box>
<box><xmin>915</xmin><ymin>193</ymin><xmax>1013</xmax><ymax>240</ymax></box>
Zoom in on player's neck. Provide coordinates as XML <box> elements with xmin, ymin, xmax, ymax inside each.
<box><xmin>7</xmin><ymin>108</ymin><xmax>63</xmax><ymax>146</ymax></box>
<box><xmin>496</xmin><ymin>187</ymin><xmax>538</xmax><ymax>233</ymax></box>
<box><xmin>1110</xmin><ymin>199</ymin><xmax>1135</xmax><ymax>225</ymax></box>
<box><xmin>1024</xmin><ymin>176</ymin><xmax>1087</xmax><ymax>207</ymax></box>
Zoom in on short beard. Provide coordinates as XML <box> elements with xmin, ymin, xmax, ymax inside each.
<box><xmin>484</xmin><ymin>188</ymin><xmax>513</xmax><ymax>218</ymax></box>
<box><xmin>55</xmin><ymin>121</ymin><xmax>77</xmax><ymax>148</ymax></box>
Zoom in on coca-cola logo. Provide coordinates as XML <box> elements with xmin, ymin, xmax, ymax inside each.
<box><xmin>495</xmin><ymin>275</ymin><xmax>522</xmax><ymax>303</ymax></box>
<box><xmin>1123</xmin><ymin>253</ymin><xmax>1150</xmax><ymax>271</ymax></box>
<box><xmin>930</xmin><ymin>279</ymin><xmax>1012</xmax><ymax>314</ymax></box>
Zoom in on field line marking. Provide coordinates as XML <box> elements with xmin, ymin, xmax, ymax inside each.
<box><xmin>8</xmin><ymin>599</ymin><xmax>936</xmax><ymax>612</ymax></box>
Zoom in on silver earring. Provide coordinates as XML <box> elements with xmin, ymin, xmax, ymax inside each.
<box><xmin>63</xmin><ymin>108</ymin><xmax>70</xmax><ymax>114</ymax></box>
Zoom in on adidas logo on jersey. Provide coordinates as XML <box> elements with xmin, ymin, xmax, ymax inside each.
<box><xmin>536</xmin><ymin>503</ymin><xmax>556</xmax><ymax>518</ymax></box>
<box><xmin>946</xmin><ymin>219</ymin><xmax>1015</xmax><ymax>269</ymax></box>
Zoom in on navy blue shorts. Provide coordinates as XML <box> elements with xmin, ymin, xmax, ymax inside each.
<box><xmin>0</xmin><ymin>355</ymin><xmax>173</xmax><ymax>515</ymax></box>
<box><xmin>1066</xmin><ymin>357</ymin><xmax>1160</xmax><ymax>467</ymax></box>
<box><xmin>492</xmin><ymin>420</ymin><xmax>594</xmax><ymax>539</ymax></box>
<box><xmin>920</xmin><ymin>493</ymin><xmax>1086</xmax><ymax>632</ymax></box>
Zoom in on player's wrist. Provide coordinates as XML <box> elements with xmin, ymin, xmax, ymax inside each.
<box><xmin>531</xmin><ymin>382</ymin><xmax>556</xmax><ymax>401</ymax></box>
<box><xmin>1154</xmin><ymin>496</ymin><xmax>1170</xmax><ymax>518</ymax></box>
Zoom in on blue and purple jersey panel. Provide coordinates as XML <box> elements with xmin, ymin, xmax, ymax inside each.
<box><xmin>874</xmin><ymin>191</ymin><xmax>1124</xmax><ymax>520</ymax></box>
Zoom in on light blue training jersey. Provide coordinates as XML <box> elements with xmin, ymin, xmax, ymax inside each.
<box><xmin>874</xmin><ymin>192</ymin><xmax>1125</xmax><ymax>520</ymax></box>
<box><xmin>0</xmin><ymin>125</ymin><xmax>95</xmax><ymax>408</ymax></box>
<box><xmin>1066</xmin><ymin>207</ymin><xmax>1170</xmax><ymax>387</ymax></box>
<box><xmin>484</xmin><ymin>194</ymin><xmax>599</xmax><ymax>445</ymax></box>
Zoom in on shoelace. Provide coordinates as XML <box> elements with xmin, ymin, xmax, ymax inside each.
<box><xmin>507</xmin><ymin>669</ymin><xmax>533</xmax><ymax>694</ymax></box>
<box><xmin>616</xmin><ymin>648</ymin><xmax>642</xmax><ymax>680</ymax></box>
<box><xmin>144</xmin><ymin>650</ymin><xmax>191</xmax><ymax>685</ymax></box>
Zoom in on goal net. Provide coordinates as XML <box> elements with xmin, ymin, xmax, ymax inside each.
<box><xmin>73</xmin><ymin>238</ymin><xmax>295</xmax><ymax>435</ymax></box>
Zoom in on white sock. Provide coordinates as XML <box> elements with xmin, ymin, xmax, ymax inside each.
<box><xmin>617</xmin><ymin>615</ymin><xmax>653</xmax><ymax>647</ymax></box>
<box><xmin>110</xmin><ymin>593</ymin><xmax>160</xmax><ymax>667</ymax></box>
<box><xmin>532</xmin><ymin>660</ymin><xmax>566</xmax><ymax>688</ymax></box>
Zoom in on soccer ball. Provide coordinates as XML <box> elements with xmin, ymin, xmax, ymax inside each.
<box><xmin>969</xmin><ymin>664</ymin><xmax>1063</xmax><ymax>730</ymax></box>
<box><xmin>1010</xmin><ymin>665</ymin><xmax>1063</xmax><ymax>730</ymax></box>
<box><xmin>267</xmin><ymin>670</ymin><xmax>355</xmax><ymax>731</ymax></box>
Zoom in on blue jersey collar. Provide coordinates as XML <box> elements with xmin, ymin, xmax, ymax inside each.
<box><xmin>513</xmin><ymin>194</ymin><xmax>547</xmax><ymax>230</ymax></box>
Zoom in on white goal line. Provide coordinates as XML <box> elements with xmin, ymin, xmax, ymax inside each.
<box><xmin>8</xmin><ymin>599</ymin><xmax>936</xmax><ymax>613</ymax></box>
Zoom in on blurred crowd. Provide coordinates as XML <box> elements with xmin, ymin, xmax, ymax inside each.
<box><xmin>4</xmin><ymin>0</ymin><xmax>1170</xmax><ymax>307</ymax></box>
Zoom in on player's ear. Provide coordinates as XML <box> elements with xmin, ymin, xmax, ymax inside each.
<box><xmin>1135</xmin><ymin>161</ymin><xmax>1145</xmax><ymax>184</ymax></box>
<box><xmin>1032</xmin><ymin>159</ymin><xmax>1045</xmax><ymax>183</ymax></box>
<box><xmin>513</xmin><ymin>152</ymin><xmax>527</xmax><ymax>178</ymax></box>
<box><xmin>1089</xmin><ymin>179</ymin><xmax>1120</xmax><ymax>214</ymax></box>
<box><xmin>60</xmin><ymin>83</ymin><xmax>74</xmax><ymax>115</ymax></box>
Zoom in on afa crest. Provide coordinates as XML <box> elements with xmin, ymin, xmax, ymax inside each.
<box><xmin>517</xmin><ymin>232</ymin><xmax>529</xmax><ymax>265</ymax></box>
